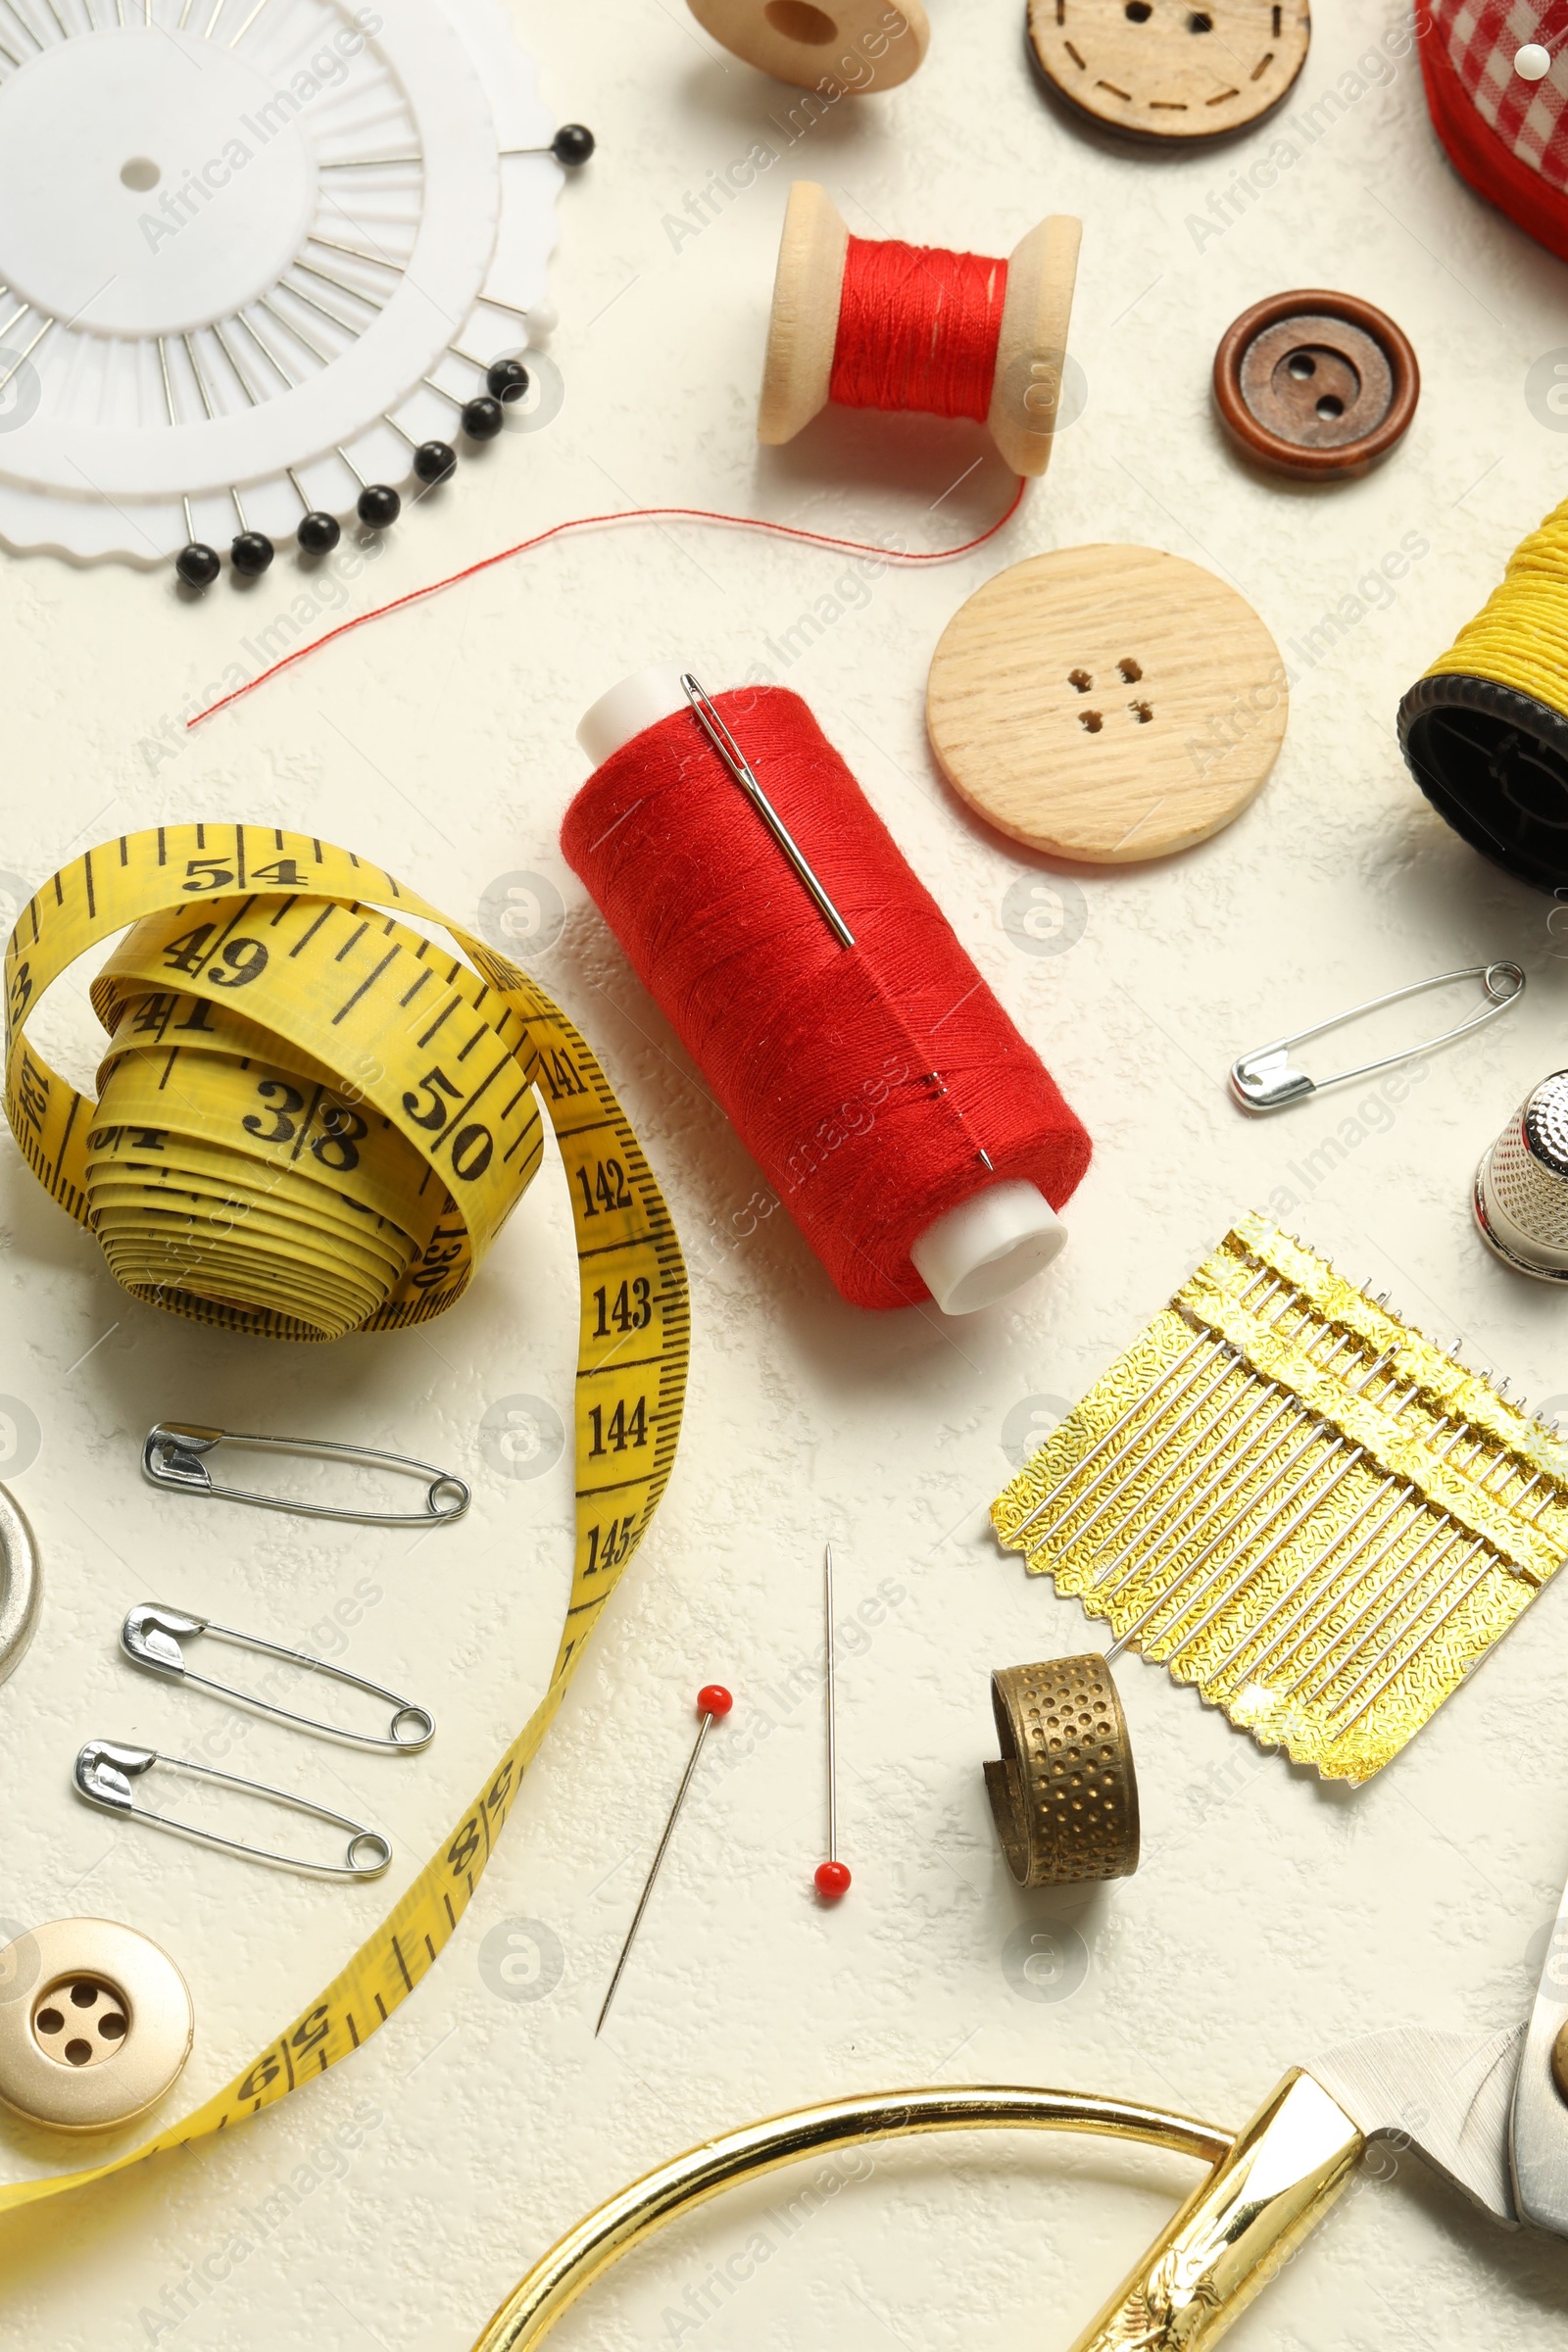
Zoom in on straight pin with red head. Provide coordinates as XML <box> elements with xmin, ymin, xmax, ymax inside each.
<box><xmin>595</xmin><ymin>1685</ymin><xmax>732</xmax><ymax>2035</ymax></box>
<box><xmin>814</xmin><ymin>1543</ymin><xmax>851</xmax><ymax>1901</ymax></box>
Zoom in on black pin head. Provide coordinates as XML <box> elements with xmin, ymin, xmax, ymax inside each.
<box><xmin>297</xmin><ymin>510</ymin><xmax>341</xmax><ymax>554</ymax></box>
<box><xmin>552</xmin><ymin>122</ymin><xmax>595</xmax><ymax>167</ymax></box>
<box><xmin>414</xmin><ymin>440</ymin><xmax>457</xmax><ymax>484</ymax></box>
<box><xmin>230</xmin><ymin>531</ymin><xmax>274</xmax><ymax>577</ymax></box>
<box><xmin>461</xmin><ymin>394</ymin><xmax>504</xmax><ymax>442</ymax></box>
<box><xmin>487</xmin><ymin>358</ymin><xmax>530</xmax><ymax>404</ymax></box>
<box><xmin>357</xmin><ymin>483</ymin><xmax>401</xmax><ymax>528</ymax></box>
<box><xmin>175</xmin><ymin>542</ymin><xmax>220</xmax><ymax>588</ymax></box>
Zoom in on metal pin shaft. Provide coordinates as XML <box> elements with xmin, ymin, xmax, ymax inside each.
<box><xmin>596</xmin><ymin>1690</ymin><xmax>727</xmax><ymax>2034</ymax></box>
<box><xmin>824</xmin><ymin>1544</ymin><xmax>838</xmax><ymax>1864</ymax></box>
<box><xmin>1291</xmin><ymin>1518</ymin><xmax>1456</xmax><ymax>1701</ymax></box>
<box><xmin>1012</xmin><ymin>1267</ymin><xmax>1283</xmax><ymax>1544</ymax></box>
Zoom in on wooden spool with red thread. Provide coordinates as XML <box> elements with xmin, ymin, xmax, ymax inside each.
<box><xmin>759</xmin><ymin>181</ymin><xmax>1081</xmax><ymax>479</ymax></box>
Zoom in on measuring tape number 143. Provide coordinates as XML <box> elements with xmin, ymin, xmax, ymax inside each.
<box><xmin>0</xmin><ymin>823</ymin><xmax>690</xmax><ymax>2213</ymax></box>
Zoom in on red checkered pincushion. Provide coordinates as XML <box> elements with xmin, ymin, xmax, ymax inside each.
<box><xmin>1423</xmin><ymin>1</ymin><xmax>1568</xmax><ymax>259</ymax></box>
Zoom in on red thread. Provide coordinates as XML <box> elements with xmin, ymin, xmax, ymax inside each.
<box><xmin>830</xmin><ymin>237</ymin><xmax>1008</xmax><ymax>422</ymax></box>
<box><xmin>187</xmin><ymin>485</ymin><xmax>1025</xmax><ymax>729</ymax></box>
<box><xmin>562</xmin><ymin>687</ymin><xmax>1090</xmax><ymax>1311</ymax></box>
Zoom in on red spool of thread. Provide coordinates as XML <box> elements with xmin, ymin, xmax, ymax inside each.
<box><xmin>565</xmin><ymin>671</ymin><xmax>1091</xmax><ymax>1314</ymax></box>
<box><xmin>828</xmin><ymin>238</ymin><xmax>1009</xmax><ymax>425</ymax></box>
<box><xmin>758</xmin><ymin>182</ymin><xmax>1082</xmax><ymax>480</ymax></box>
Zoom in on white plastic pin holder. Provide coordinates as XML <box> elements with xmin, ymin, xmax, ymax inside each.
<box><xmin>0</xmin><ymin>0</ymin><xmax>574</xmax><ymax>580</ymax></box>
<box><xmin>577</xmin><ymin>665</ymin><xmax>1067</xmax><ymax>1316</ymax></box>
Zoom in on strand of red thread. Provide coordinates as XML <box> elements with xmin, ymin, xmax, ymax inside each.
<box><xmin>187</xmin><ymin>482</ymin><xmax>1025</xmax><ymax>729</ymax></box>
<box><xmin>829</xmin><ymin>238</ymin><xmax>1008</xmax><ymax>423</ymax></box>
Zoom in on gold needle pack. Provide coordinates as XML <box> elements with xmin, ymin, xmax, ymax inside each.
<box><xmin>992</xmin><ymin>1213</ymin><xmax>1568</xmax><ymax>1783</ymax></box>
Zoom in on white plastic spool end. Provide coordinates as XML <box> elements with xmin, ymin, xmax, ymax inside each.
<box><xmin>577</xmin><ymin>668</ymin><xmax>1069</xmax><ymax>1315</ymax></box>
<box><xmin>576</xmin><ymin>663</ymin><xmax>689</xmax><ymax>767</ymax></box>
<box><xmin>908</xmin><ymin>1181</ymin><xmax>1066</xmax><ymax>1315</ymax></box>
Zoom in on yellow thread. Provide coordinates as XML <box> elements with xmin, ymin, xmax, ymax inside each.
<box><xmin>1424</xmin><ymin>494</ymin><xmax>1568</xmax><ymax>710</ymax></box>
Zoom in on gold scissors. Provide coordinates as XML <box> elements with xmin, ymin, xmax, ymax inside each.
<box><xmin>467</xmin><ymin>1854</ymin><xmax>1568</xmax><ymax>2349</ymax></box>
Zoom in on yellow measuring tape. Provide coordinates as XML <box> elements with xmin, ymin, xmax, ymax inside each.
<box><xmin>0</xmin><ymin>823</ymin><xmax>689</xmax><ymax>2210</ymax></box>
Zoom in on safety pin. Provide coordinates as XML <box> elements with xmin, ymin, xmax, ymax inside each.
<box><xmin>121</xmin><ymin>1603</ymin><xmax>435</xmax><ymax>1752</ymax></box>
<box><xmin>680</xmin><ymin>671</ymin><xmax>857</xmax><ymax>950</ymax></box>
<box><xmin>142</xmin><ymin>1422</ymin><xmax>471</xmax><ymax>1527</ymax></box>
<box><xmin>73</xmin><ymin>1740</ymin><xmax>392</xmax><ymax>1879</ymax></box>
<box><xmin>1229</xmin><ymin>959</ymin><xmax>1525</xmax><ymax>1114</ymax></box>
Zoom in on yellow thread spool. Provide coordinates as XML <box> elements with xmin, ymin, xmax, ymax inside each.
<box><xmin>1399</xmin><ymin>495</ymin><xmax>1568</xmax><ymax>891</ymax></box>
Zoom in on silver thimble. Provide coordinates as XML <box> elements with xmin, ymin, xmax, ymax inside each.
<box><xmin>1475</xmin><ymin>1072</ymin><xmax>1568</xmax><ymax>1281</ymax></box>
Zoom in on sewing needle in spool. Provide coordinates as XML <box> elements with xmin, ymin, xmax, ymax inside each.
<box><xmin>595</xmin><ymin>1685</ymin><xmax>732</xmax><ymax>2034</ymax></box>
<box><xmin>679</xmin><ymin>672</ymin><xmax>1008</xmax><ymax>1176</ymax></box>
<box><xmin>679</xmin><ymin>672</ymin><xmax>856</xmax><ymax>950</ymax></box>
<box><xmin>814</xmin><ymin>1544</ymin><xmax>851</xmax><ymax>1899</ymax></box>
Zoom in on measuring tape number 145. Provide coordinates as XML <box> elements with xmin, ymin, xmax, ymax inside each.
<box><xmin>0</xmin><ymin>823</ymin><xmax>690</xmax><ymax>2213</ymax></box>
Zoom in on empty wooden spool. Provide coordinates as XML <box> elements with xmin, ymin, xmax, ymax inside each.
<box><xmin>689</xmin><ymin>0</ymin><xmax>929</xmax><ymax>95</ymax></box>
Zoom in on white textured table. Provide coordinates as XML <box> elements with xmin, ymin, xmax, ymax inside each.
<box><xmin>4</xmin><ymin>0</ymin><xmax>1568</xmax><ymax>2343</ymax></box>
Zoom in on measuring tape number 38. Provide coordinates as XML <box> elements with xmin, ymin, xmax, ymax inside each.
<box><xmin>0</xmin><ymin>823</ymin><xmax>690</xmax><ymax>2214</ymax></box>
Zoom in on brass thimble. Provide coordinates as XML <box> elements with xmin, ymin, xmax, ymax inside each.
<box><xmin>985</xmin><ymin>1656</ymin><xmax>1139</xmax><ymax>1887</ymax></box>
<box><xmin>1475</xmin><ymin>1071</ymin><xmax>1568</xmax><ymax>1281</ymax></box>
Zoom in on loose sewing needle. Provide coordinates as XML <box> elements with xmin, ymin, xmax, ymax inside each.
<box><xmin>595</xmin><ymin>1685</ymin><xmax>732</xmax><ymax>2035</ymax></box>
<box><xmin>815</xmin><ymin>1544</ymin><xmax>851</xmax><ymax>1900</ymax></box>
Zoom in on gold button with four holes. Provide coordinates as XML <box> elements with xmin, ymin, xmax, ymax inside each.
<box><xmin>0</xmin><ymin>1919</ymin><xmax>193</xmax><ymax>2131</ymax></box>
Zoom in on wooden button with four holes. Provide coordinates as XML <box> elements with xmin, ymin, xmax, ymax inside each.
<box><xmin>926</xmin><ymin>545</ymin><xmax>1288</xmax><ymax>863</ymax></box>
<box><xmin>1028</xmin><ymin>0</ymin><xmax>1310</xmax><ymax>142</ymax></box>
<box><xmin>0</xmin><ymin>1919</ymin><xmax>193</xmax><ymax>2131</ymax></box>
<box><xmin>1213</xmin><ymin>290</ymin><xmax>1420</xmax><ymax>477</ymax></box>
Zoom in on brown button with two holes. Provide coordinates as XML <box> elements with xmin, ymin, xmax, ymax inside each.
<box><xmin>1213</xmin><ymin>290</ymin><xmax>1419</xmax><ymax>478</ymax></box>
<box><xmin>0</xmin><ymin>1919</ymin><xmax>193</xmax><ymax>2131</ymax></box>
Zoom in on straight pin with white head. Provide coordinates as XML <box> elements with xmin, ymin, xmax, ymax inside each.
<box><xmin>595</xmin><ymin>1685</ymin><xmax>731</xmax><ymax>2035</ymax></box>
<box><xmin>815</xmin><ymin>1544</ymin><xmax>850</xmax><ymax>1900</ymax></box>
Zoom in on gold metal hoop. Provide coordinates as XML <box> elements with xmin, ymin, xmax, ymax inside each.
<box><xmin>469</xmin><ymin>2083</ymin><xmax>1235</xmax><ymax>2352</ymax></box>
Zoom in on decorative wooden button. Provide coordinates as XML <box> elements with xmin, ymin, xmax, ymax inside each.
<box><xmin>1028</xmin><ymin>0</ymin><xmax>1309</xmax><ymax>143</ymax></box>
<box><xmin>1213</xmin><ymin>291</ymin><xmax>1419</xmax><ymax>477</ymax></box>
<box><xmin>688</xmin><ymin>0</ymin><xmax>929</xmax><ymax>95</ymax></box>
<box><xmin>926</xmin><ymin>545</ymin><xmax>1288</xmax><ymax>863</ymax></box>
<box><xmin>0</xmin><ymin>1919</ymin><xmax>193</xmax><ymax>2131</ymax></box>
<box><xmin>985</xmin><ymin>1657</ymin><xmax>1140</xmax><ymax>1886</ymax></box>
